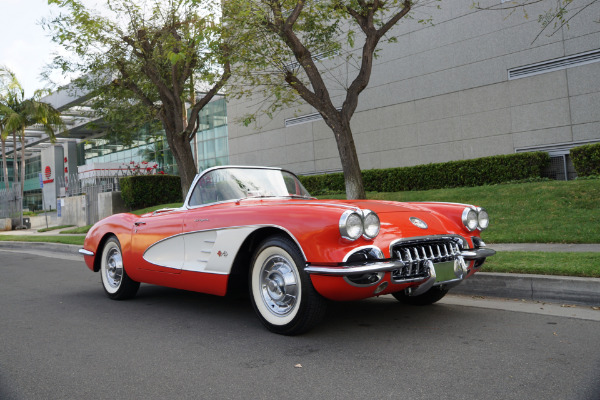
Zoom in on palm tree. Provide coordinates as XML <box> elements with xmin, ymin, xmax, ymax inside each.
<box><xmin>0</xmin><ymin>114</ymin><xmax>9</xmax><ymax>190</ymax></box>
<box><xmin>0</xmin><ymin>67</ymin><xmax>64</xmax><ymax>226</ymax></box>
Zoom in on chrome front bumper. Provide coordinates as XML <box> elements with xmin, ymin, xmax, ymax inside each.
<box><xmin>304</xmin><ymin>248</ymin><xmax>495</xmax><ymax>277</ymax></box>
<box><xmin>79</xmin><ymin>248</ymin><xmax>94</xmax><ymax>256</ymax></box>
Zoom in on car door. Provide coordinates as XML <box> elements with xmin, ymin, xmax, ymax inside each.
<box><xmin>130</xmin><ymin>209</ymin><xmax>186</xmax><ymax>273</ymax></box>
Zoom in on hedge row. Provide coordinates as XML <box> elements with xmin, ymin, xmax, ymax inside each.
<box><xmin>299</xmin><ymin>152</ymin><xmax>550</xmax><ymax>194</ymax></box>
<box><xmin>120</xmin><ymin>175</ymin><xmax>182</xmax><ymax>209</ymax></box>
<box><xmin>570</xmin><ymin>143</ymin><xmax>600</xmax><ymax>177</ymax></box>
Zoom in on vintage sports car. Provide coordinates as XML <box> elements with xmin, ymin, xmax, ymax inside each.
<box><xmin>80</xmin><ymin>166</ymin><xmax>495</xmax><ymax>335</ymax></box>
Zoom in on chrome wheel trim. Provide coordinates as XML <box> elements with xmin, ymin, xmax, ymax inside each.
<box><xmin>252</xmin><ymin>246</ymin><xmax>302</xmax><ymax>326</ymax></box>
<box><xmin>260</xmin><ymin>254</ymin><xmax>299</xmax><ymax>316</ymax></box>
<box><xmin>102</xmin><ymin>241</ymin><xmax>123</xmax><ymax>294</ymax></box>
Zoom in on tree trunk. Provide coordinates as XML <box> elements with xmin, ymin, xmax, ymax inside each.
<box><xmin>12</xmin><ymin>131</ymin><xmax>17</xmax><ymax>185</ymax></box>
<box><xmin>164</xmin><ymin>127</ymin><xmax>197</xmax><ymax>198</ymax></box>
<box><xmin>330</xmin><ymin>119</ymin><xmax>366</xmax><ymax>199</ymax></box>
<box><xmin>19</xmin><ymin>132</ymin><xmax>25</xmax><ymax>196</ymax></box>
<box><xmin>1</xmin><ymin>136</ymin><xmax>9</xmax><ymax>190</ymax></box>
<box><xmin>19</xmin><ymin>132</ymin><xmax>26</xmax><ymax>227</ymax></box>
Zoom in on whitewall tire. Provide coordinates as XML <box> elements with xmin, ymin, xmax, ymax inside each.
<box><xmin>249</xmin><ymin>235</ymin><xmax>326</xmax><ymax>335</ymax></box>
<box><xmin>100</xmin><ymin>236</ymin><xmax>140</xmax><ymax>300</ymax></box>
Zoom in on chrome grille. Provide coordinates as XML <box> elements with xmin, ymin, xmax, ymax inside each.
<box><xmin>390</xmin><ymin>239</ymin><xmax>462</xmax><ymax>283</ymax></box>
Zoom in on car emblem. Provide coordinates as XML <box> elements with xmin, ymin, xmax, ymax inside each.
<box><xmin>410</xmin><ymin>217</ymin><xmax>428</xmax><ymax>229</ymax></box>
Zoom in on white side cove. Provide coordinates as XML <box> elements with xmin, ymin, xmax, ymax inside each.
<box><xmin>143</xmin><ymin>234</ymin><xmax>186</xmax><ymax>270</ymax></box>
<box><xmin>143</xmin><ymin>226</ymin><xmax>260</xmax><ymax>274</ymax></box>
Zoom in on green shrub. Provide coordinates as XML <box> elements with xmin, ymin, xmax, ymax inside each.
<box><xmin>299</xmin><ymin>152</ymin><xmax>550</xmax><ymax>194</ymax></box>
<box><xmin>120</xmin><ymin>175</ymin><xmax>182</xmax><ymax>209</ymax></box>
<box><xmin>571</xmin><ymin>143</ymin><xmax>600</xmax><ymax>177</ymax></box>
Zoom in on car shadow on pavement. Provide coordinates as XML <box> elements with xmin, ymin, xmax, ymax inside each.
<box><xmin>67</xmin><ymin>283</ymin><xmax>475</xmax><ymax>337</ymax></box>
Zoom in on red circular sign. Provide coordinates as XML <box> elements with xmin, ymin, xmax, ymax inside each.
<box><xmin>45</xmin><ymin>166</ymin><xmax>52</xmax><ymax>179</ymax></box>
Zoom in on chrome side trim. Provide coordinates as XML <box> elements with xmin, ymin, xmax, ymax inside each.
<box><xmin>305</xmin><ymin>260</ymin><xmax>406</xmax><ymax>276</ymax></box>
<box><xmin>79</xmin><ymin>249</ymin><xmax>94</xmax><ymax>256</ymax></box>
<box><xmin>142</xmin><ymin>223</ymin><xmax>308</xmax><ymax>271</ymax></box>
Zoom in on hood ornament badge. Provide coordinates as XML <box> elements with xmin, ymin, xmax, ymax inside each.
<box><xmin>410</xmin><ymin>217</ymin><xmax>428</xmax><ymax>229</ymax></box>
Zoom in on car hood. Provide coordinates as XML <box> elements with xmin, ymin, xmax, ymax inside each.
<box><xmin>302</xmin><ymin>199</ymin><xmax>434</xmax><ymax>213</ymax></box>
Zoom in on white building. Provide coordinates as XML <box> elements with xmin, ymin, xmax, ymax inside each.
<box><xmin>226</xmin><ymin>1</ymin><xmax>600</xmax><ymax>180</ymax></box>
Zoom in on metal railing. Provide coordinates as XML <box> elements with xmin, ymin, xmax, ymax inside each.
<box><xmin>56</xmin><ymin>171</ymin><xmax>122</xmax><ymax>225</ymax></box>
<box><xmin>56</xmin><ymin>172</ymin><xmax>121</xmax><ymax>198</ymax></box>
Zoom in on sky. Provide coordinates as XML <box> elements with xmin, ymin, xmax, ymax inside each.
<box><xmin>0</xmin><ymin>0</ymin><xmax>66</xmax><ymax>98</ymax></box>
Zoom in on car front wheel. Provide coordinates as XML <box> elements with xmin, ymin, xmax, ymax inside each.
<box><xmin>392</xmin><ymin>286</ymin><xmax>449</xmax><ymax>305</ymax></box>
<box><xmin>100</xmin><ymin>236</ymin><xmax>140</xmax><ymax>300</ymax></box>
<box><xmin>249</xmin><ymin>235</ymin><xmax>326</xmax><ymax>335</ymax></box>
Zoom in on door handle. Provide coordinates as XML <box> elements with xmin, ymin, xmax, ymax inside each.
<box><xmin>134</xmin><ymin>221</ymin><xmax>146</xmax><ymax>226</ymax></box>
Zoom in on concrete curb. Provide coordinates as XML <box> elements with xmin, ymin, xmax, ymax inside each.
<box><xmin>1</xmin><ymin>241</ymin><xmax>599</xmax><ymax>307</ymax></box>
<box><xmin>0</xmin><ymin>241</ymin><xmax>82</xmax><ymax>257</ymax></box>
<box><xmin>452</xmin><ymin>272</ymin><xmax>600</xmax><ymax>307</ymax></box>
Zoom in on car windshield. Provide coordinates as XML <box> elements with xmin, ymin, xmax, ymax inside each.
<box><xmin>188</xmin><ymin>167</ymin><xmax>312</xmax><ymax>206</ymax></box>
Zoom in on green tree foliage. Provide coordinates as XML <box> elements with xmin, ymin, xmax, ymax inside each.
<box><xmin>45</xmin><ymin>0</ymin><xmax>231</xmax><ymax>196</ymax></box>
<box><xmin>224</xmin><ymin>0</ymin><xmax>422</xmax><ymax>199</ymax></box>
<box><xmin>474</xmin><ymin>0</ymin><xmax>598</xmax><ymax>43</ymax></box>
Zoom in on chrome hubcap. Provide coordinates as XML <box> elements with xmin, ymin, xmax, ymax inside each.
<box><xmin>260</xmin><ymin>255</ymin><xmax>298</xmax><ymax>316</ymax></box>
<box><xmin>105</xmin><ymin>248</ymin><xmax>123</xmax><ymax>289</ymax></box>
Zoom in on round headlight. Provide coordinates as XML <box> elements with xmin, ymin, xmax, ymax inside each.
<box><xmin>477</xmin><ymin>208</ymin><xmax>489</xmax><ymax>230</ymax></box>
<box><xmin>339</xmin><ymin>210</ymin><xmax>364</xmax><ymax>240</ymax></box>
<box><xmin>462</xmin><ymin>207</ymin><xmax>478</xmax><ymax>231</ymax></box>
<box><xmin>362</xmin><ymin>209</ymin><xmax>380</xmax><ymax>239</ymax></box>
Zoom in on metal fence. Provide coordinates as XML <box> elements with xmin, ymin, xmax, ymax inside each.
<box><xmin>541</xmin><ymin>154</ymin><xmax>577</xmax><ymax>181</ymax></box>
<box><xmin>56</xmin><ymin>172</ymin><xmax>121</xmax><ymax>225</ymax></box>
<box><xmin>56</xmin><ymin>172</ymin><xmax>121</xmax><ymax>198</ymax></box>
<box><xmin>0</xmin><ymin>185</ymin><xmax>22</xmax><ymax>220</ymax></box>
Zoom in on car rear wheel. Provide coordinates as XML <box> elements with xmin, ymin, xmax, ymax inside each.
<box><xmin>392</xmin><ymin>286</ymin><xmax>449</xmax><ymax>305</ymax></box>
<box><xmin>100</xmin><ymin>236</ymin><xmax>140</xmax><ymax>300</ymax></box>
<box><xmin>249</xmin><ymin>235</ymin><xmax>326</xmax><ymax>335</ymax></box>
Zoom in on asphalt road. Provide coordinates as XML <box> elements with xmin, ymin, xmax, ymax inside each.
<box><xmin>1</xmin><ymin>250</ymin><xmax>599</xmax><ymax>400</ymax></box>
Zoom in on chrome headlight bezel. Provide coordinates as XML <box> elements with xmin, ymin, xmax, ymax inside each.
<box><xmin>462</xmin><ymin>207</ymin><xmax>479</xmax><ymax>232</ymax></box>
<box><xmin>362</xmin><ymin>209</ymin><xmax>380</xmax><ymax>239</ymax></box>
<box><xmin>462</xmin><ymin>206</ymin><xmax>490</xmax><ymax>231</ymax></box>
<box><xmin>477</xmin><ymin>207</ymin><xmax>489</xmax><ymax>230</ymax></box>
<box><xmin>339</xmin><ymin>210</ymin><xmax>364</xmax><ymax>240</ymax></box>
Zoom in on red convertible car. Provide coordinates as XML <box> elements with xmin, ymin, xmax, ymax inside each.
<box><xmin>80</xmin><ymin>166</ymin><xmax>495</xmax><ymax>335</ymax></box>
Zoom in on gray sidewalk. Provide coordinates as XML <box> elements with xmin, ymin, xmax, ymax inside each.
<box><xmin>1</xmin><ymin>239</ymin><xmax>599</xmax><ymax>307</ymax></box>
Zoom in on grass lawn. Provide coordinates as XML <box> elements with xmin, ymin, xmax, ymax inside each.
<box><xmin>1</xmin><ymin>180</ymin><xmax>598</xmax><ymax>277</ymax></box>
<box><xmin>322</xmin><ymin>178</ymin><xmax>600</xmax><ymax>244</ymax></box>
<box><xmin>60</xmin><ymin>225</ymin><xmax>93</xmax><ymax>234</ymax></box>
<box><xmin>38</xmin><ymin>225</ymin><xmax>74</xmax><ymax>232</ymax></box>
<box><xmin>0</xmin><ymin>235</ymin><xmax>85</xmax><ymax>246</ymax></box>
<box><xmin>480</xmin><ymin>251</ymin><xmax>600</xmax><ymax>278</ymax></box>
